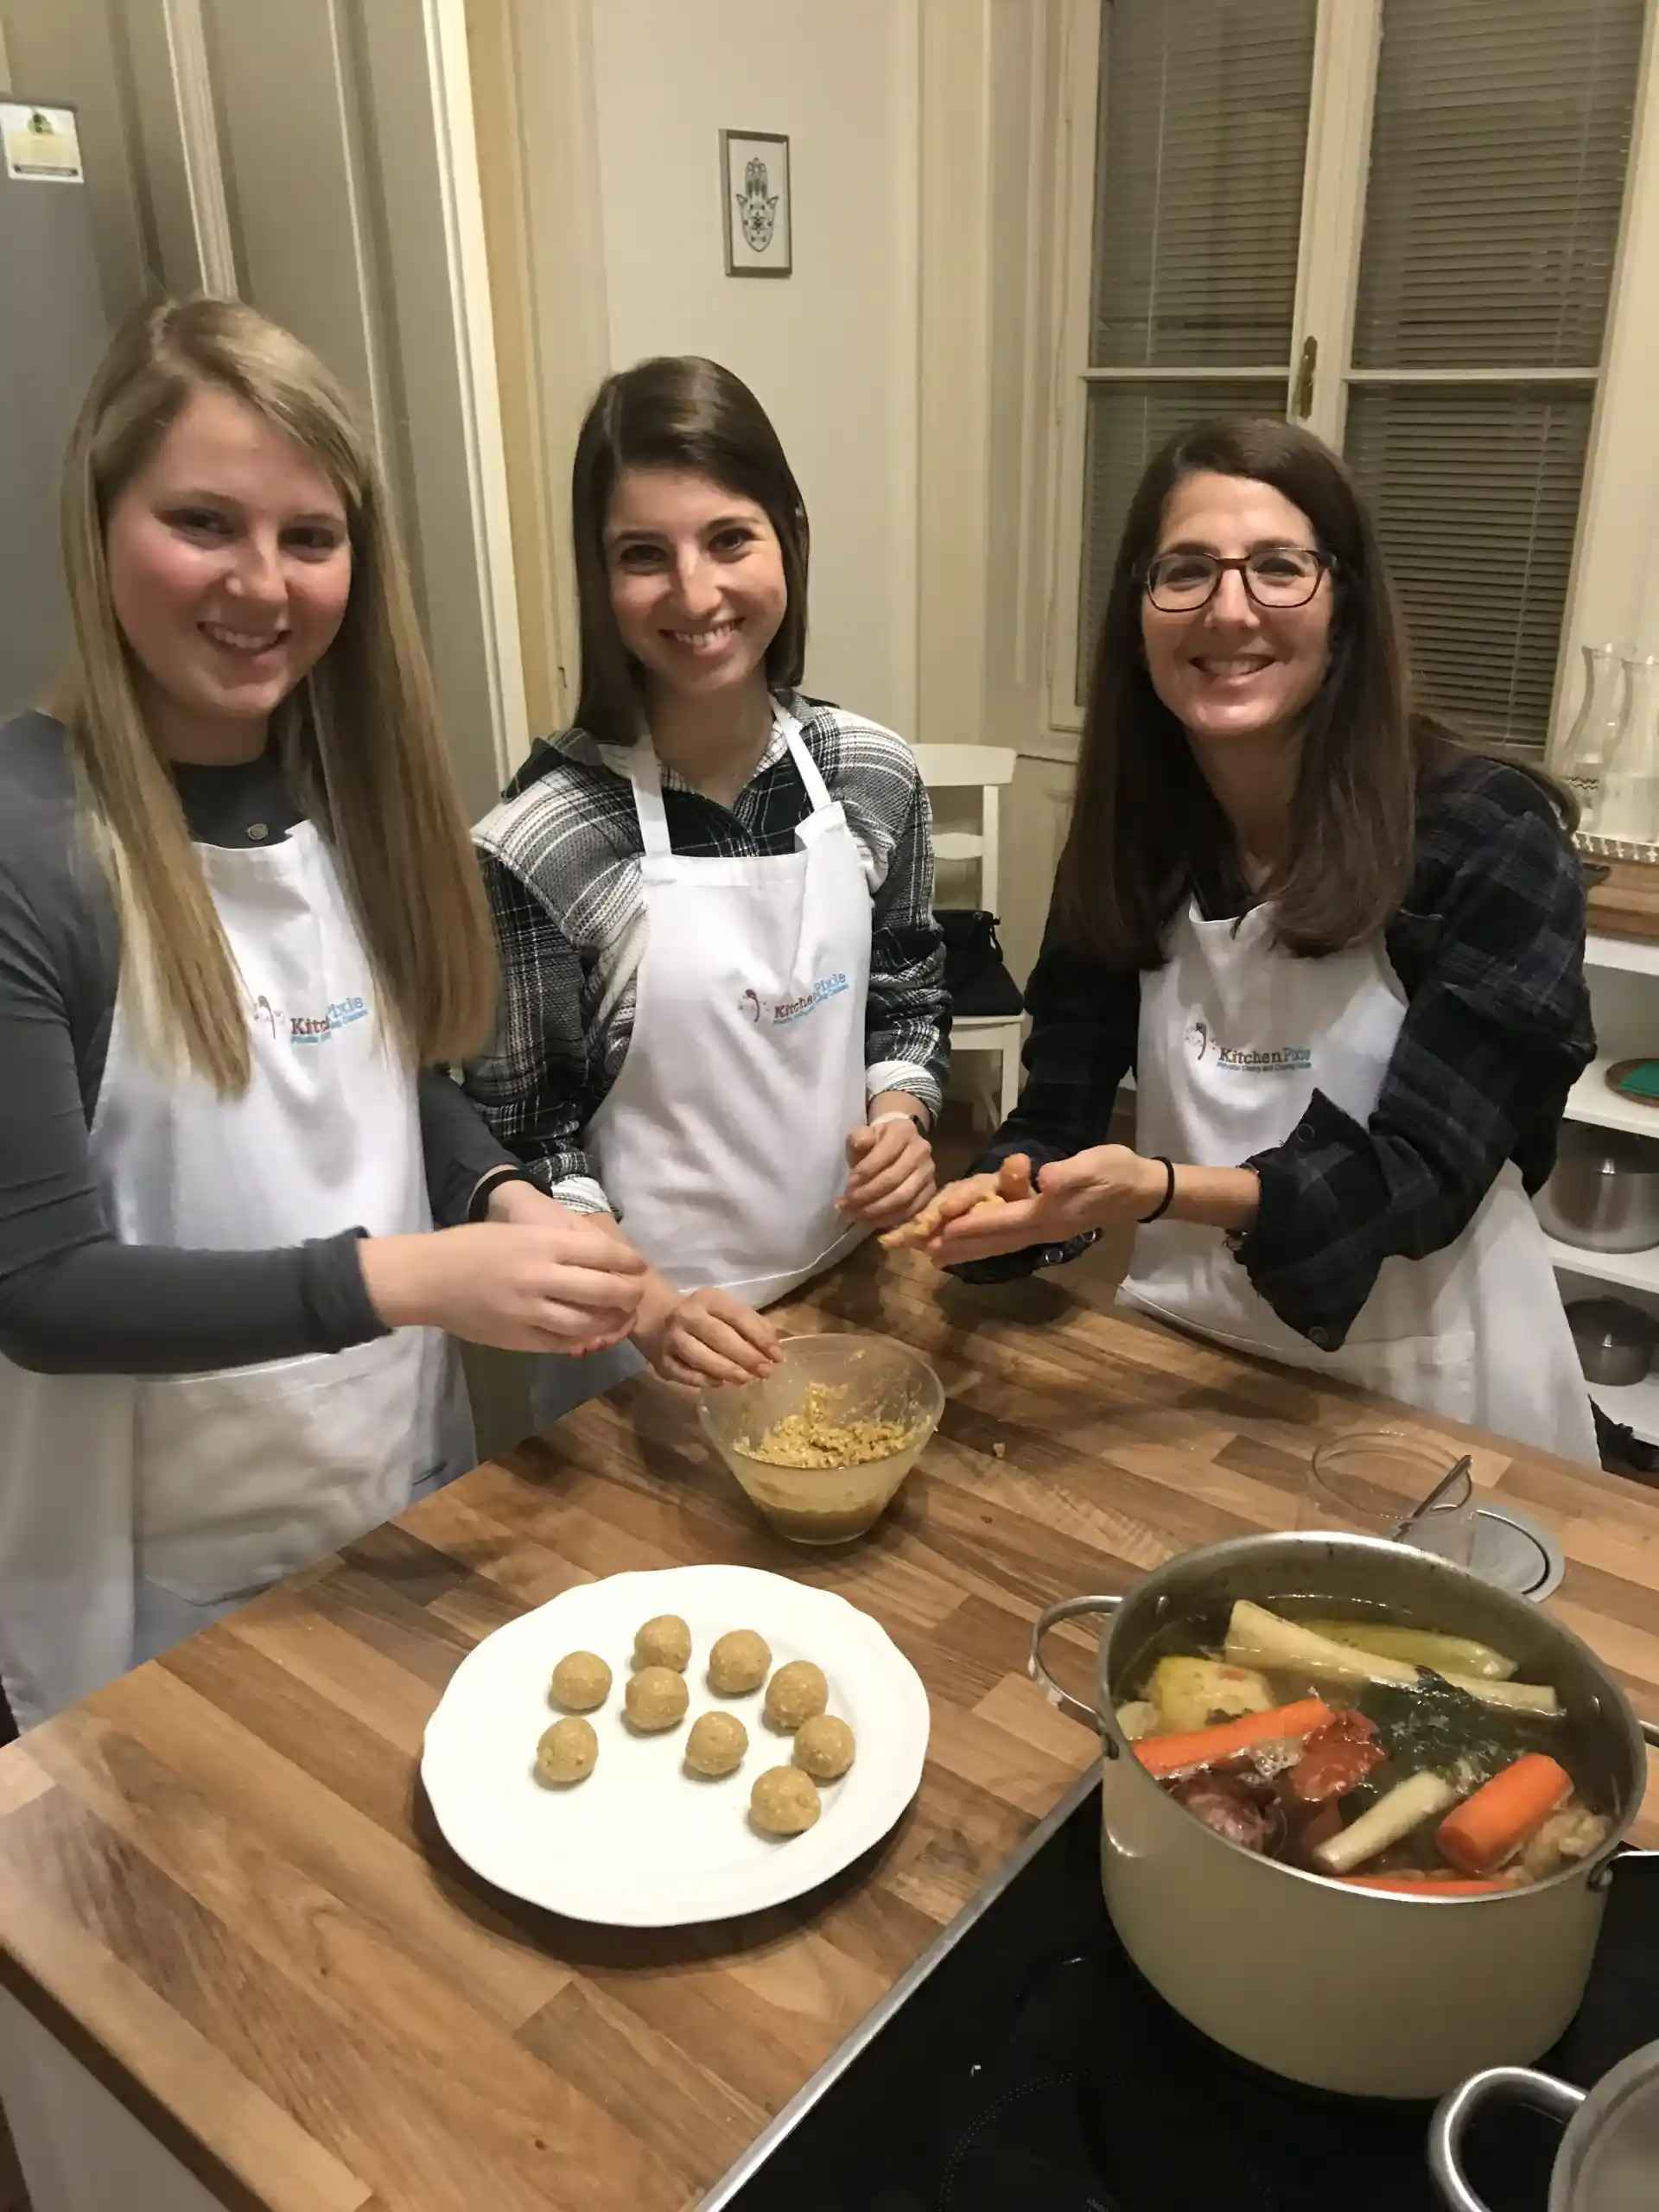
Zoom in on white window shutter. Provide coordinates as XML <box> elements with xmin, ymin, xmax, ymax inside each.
<box><xmin>1344</xmin><ymin>0</ymin><xmax>1645</xmax><ymax>751</ymax></box>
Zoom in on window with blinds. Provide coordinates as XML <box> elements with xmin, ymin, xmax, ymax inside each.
<box><xmin>1344</xmin><ymin>0</ymin><xmax>1644</xmax><ymax>750</ymax></box>
<box><xmin>1078</xmin><ymin>0</ymin><xmax>1315</xmax><ymax>680</ymax></box>
<box><xmin>1068</xmin><ymin>0</ymin><xmax>1647</xmax><ymax>749</ymax></box>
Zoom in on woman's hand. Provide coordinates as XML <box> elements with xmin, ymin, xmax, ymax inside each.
<box><xmin>632</xmin><ymin>1272</ymin><xmax>783</xmax><ymax>1390</ymax></box>
<box><xmin>841</xmin><ymin>1109</ymin><xmax>936</xmax><ymax>1232</ymax></box>
<box><xmin>358</xmin><ymin>1215</ymin><xmax>649</xmax><ymax>1355</ymax></box>
<box><xmin>918</xmin><ymin>1145</ymin><xmax>1167</xmax><ymax>1265</ymax></box>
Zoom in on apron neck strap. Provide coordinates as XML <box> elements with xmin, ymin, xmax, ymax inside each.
<box><xmin>614</xmin><ymin>740</ymin><xmax>673</xmax><ymax>861</ymax></box>
<box><xmin>774</xmin><ymin>709</ymin><xmax>834</xmax><ymax>813</ymax></box>
<box><xmin>619</xmin><ymin>703</ymin><xmax>832</xmax><ymax>858</ymax></box>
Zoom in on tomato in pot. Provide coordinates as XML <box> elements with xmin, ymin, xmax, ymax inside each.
<box><xmin>1283</xmin><ymin>1709</ymin><xmax>1385</xmax><ymax>1809</ymax></box>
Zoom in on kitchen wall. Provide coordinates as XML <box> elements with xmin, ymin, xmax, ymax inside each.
<box><xmin>0</xmin><ymin>0</ymin><xmax>523</xmax><ymax>824</ymax></box>
<box><xmin>587</xmin><ymin>0</ymin><xmax>920</xmax><ymax>740</ymax></box>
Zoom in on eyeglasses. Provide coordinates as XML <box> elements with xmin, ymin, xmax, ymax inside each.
<box><xmin>1143</xmin><ymin>546</ymin><xmax>1334</xmax><ymax>613</ymax></box>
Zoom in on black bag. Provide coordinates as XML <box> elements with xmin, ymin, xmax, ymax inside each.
<box><xmin>937</xmin><ymin>908</ymin><xmax>1025</xmax><ymax>1018</ymax></box>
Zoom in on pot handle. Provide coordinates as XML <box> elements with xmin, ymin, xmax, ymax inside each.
<box><xmin>1586</xmin><ymin>1714</ymin><xmax>1659</xmax><ymax>1890</ymax></box>
<box><xmin>1028</xmin><ymin>1593</ymin><xmax>1122</xmax><ymax>1735</ymax></box>
<box><xmin>1428</xmin><ymin>2065</ymin><xmax>1584</xmax><ymax>2212</ymax></box>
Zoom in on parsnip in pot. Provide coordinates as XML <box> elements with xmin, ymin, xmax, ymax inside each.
<box><xmin>1224</xmin><ymin>1602</ymin><xmax>1559</xmax><ymax>1717</ymax></box>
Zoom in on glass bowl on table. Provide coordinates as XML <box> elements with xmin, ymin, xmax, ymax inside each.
<box><xmin>698</xmin><ymin>1332</ymin><xmax>944</xmax><ymax>1546</ymax></box>
<box><xmin>1299</xmin><ymin>1431</ymin><xmax>1476</xmax><ymax>1565</ymax></box>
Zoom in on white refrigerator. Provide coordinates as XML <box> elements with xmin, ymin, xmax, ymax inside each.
<box><xmin>0</xmin><ymin>99</ymin><xmax>113</xmax><ymax>716</ymax></box>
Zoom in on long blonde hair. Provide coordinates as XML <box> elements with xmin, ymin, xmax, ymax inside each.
<box><xmin>58</xmin><ymin>295</ymin><xmax>495</xmax><ymax>1090</ymax></box>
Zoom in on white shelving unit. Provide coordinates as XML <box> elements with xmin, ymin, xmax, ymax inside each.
<box><xmin>1546</xmin><ymin>1236</ymin><xmax>1659</xmax><ymax>1299</ymax></box>
<box><xmin>1566</xmin><ymin>1057</ymin><xmax>1659</xmax><ymax>1141</ymax></box>
<box><xmin>1552</xmin><ymin>931</ymin><xmax>1659</xmax><ymax>1442</ymax></box>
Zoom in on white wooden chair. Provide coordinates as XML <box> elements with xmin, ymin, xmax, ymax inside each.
<box><xmin>911</xmin><ymin>744</ymin><xmax>1025</xmax><ymax>1125</ymax></box>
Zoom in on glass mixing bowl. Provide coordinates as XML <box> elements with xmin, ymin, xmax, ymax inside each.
<box><xmin>698</xmin><ymin>1332</ymin><xmax>944</xmax><ymax>1545</ymax></box>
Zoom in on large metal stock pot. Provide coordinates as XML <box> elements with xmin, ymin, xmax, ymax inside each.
<box><xmin>1030</xmin><ymin>1532</ymin><xmax>1659</xmax><ymax>2100</ymax></box>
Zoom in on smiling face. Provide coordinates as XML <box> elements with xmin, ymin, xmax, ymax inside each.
<box><xmin>604</xmin><ymin>466</ymin><xmax>787</xmax><ymax>709</ymax></box>
<box><xmin>1139</xmin><ymin>470</ymin><xmax>1333</xmax><ymax>754</ymax></box>
<box><xmin>104</xmin><ymin>383</ymin><xmax>352</xmax><ymax>761</ymax></box>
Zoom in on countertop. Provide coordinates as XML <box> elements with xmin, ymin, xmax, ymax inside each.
<box><xmin>1</xmin><ymin>1247</ymin><xmax>1656</xmax><ymax>2212</ymax></box>
<box><xmin>1587</xmin><ymin>858</ymin><xmax>1659</xmax><ymax>944</ymax></box>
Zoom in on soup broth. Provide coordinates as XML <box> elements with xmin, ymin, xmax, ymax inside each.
<box><xmin>1120</xmin><ymin>1594</ymin><xmax>1614</xmax><ymax>1891</ymax></box>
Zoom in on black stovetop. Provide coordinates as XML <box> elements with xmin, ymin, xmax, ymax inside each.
<box><xmin>726</xmin><ymin>1783</ymin><xmax>1659</xmax><ymax>2212</ymax></box>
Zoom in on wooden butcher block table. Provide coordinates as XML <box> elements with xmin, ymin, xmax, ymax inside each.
<box><xmin>1</xmin><ymin>1245</ymin><xmax>1655</xmax><ymax>2212</ymax></box>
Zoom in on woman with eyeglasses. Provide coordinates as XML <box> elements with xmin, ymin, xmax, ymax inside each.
<box><xmin>907</xmin><ymin>417</ymin><xmax>1596</xmax><ymax>1463</ymax></box>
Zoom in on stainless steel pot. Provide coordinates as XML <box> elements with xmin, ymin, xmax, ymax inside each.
<box><xmin>1030</xmin><ymin>1532</ymin><xmax>1659</xmax><ymax>2100</ymax></box>
<box><xmin>1565</xmin><ymin>1298</ymin><xmax>1656</xmax><ymax>1388</ymax></box>
<box><xmin>1431</xmin><ymin>2039</ymin><xmax>1659</xmax><ymax>2210</ymax></box>
<box><xmin>1535</xmin><ymin>1125</ymin><xmax>1659</xmax><ymax>1253</ymax></box>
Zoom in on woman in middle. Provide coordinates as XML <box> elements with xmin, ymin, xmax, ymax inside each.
<box><xmin>467</xmin><ymin>357</ymin><xmax>949</xmax><ymax>1409</ymax></box>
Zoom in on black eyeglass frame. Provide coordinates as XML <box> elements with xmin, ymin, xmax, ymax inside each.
<box><xmin>1141</xmin><ymin>547</ymin><xmax>1338</xmax><ymax>613</ymax></box>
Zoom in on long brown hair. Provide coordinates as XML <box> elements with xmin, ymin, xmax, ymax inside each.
<box><xmin>1052</xmin><ymin>416</ymin><xmax>1573</xmax><ymax>969</ymax></box>
<box><xmin>569</xmin><ymin>356</ymin><xmax>809</xmax><ymax>744</ymax></box>
<box><xmin>58</xmin><ymin>296</ymin><xmax>496</xmax><ymax>1090</ymax></box>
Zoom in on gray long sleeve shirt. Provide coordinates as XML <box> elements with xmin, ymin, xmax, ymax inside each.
<box><xmin>0</xmin><ymin>712</ymin><xmax>514</xmax><ymax>1375</ymax></box>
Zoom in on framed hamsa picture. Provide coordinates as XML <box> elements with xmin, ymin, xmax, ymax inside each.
<box><xmin>721</xmin><ymin>130</ymin><xmax>791</xmax><ymax>277</ymax></box>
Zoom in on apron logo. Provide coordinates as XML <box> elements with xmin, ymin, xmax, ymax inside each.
<box><xmin>249</xmin><ymin>994</ymin><xmax>371</xmax><ymax>1046</ymax></box>
<box><xmin>736</xmin><ymin>973</ymin><xmax>850</xmax><ymax>1027</ymax></box>
<box><xmin>1188</xmin><ymin>1021</ymin><xmax>1311</xmax><ymax>1071</ymax></box>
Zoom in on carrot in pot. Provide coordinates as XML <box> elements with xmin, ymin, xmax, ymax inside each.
<box><xmin>1435</xmin><ymin>1752</ymin><xmax>1573</xmax><ymax>1875</ymax></box>
<box><xmin>1335</xmin><ymin>1872</ymin><xmax>1522</xmax><ymax>1897</ymax></box>
<box><xmin>1135</xmin><ymin>1697</ymin><xmax>1333</xmax><ymax>1780</ymax></box>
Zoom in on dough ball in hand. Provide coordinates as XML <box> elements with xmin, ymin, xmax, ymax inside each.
<box><xmin>536</xmin><ymin>1717</ymin><xmax>598</xmax><ymax>1786</ymax></box>
<box><xmin>709</xmin><ymin>1629</ymin><xmax>772</xmax><ymax>1695</ymax></box>
<box><xmin>633</xmin><ymin>1614</ymin><xmax>692</xmax><ymax>1672</ymax></box>
<box><xmin>550</xmin><ymin>1650</ymin><xmax>612</xmax><ymax>1712</ymax></box>
<box><xmin>792</xmin><ymin>1713</ymin><xmax>855</xmax><ymax>1781</ymax></box>
<box><xmin>764</xmin><ymin>1660</ymin><xmax>829</xmax><ymax>1732</ymax></box>
<box><xmin>685</xmin><ymin>1711</ymin><xmax>748</xmax><ymax>1777</ymax></box>
<box><xmin>625</xmin><ymin>1665</ymin><xmax>690</xmax><ymax>1732</ymax></box>
<box><xmin>750</xmin><ymin>1765</ymin><xmax>822</xmax><ymax>1836</ymax></box>
<box><xmin>880</xmin><ymin>1154</ymin><xmax>1030</xmax><ymax>1251</ymax></box>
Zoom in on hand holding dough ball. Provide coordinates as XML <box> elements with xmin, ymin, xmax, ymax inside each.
<box><xmin>792</xmin><ymin>1713</ymin><xmax>855</xmax><ymax>1781</ymax></box>
<box><xmin>634</xmin><ymin>1614</ymin><xmax>692</xmax><ymax>1671</ymax></box>
<box><xmin>550</xmin><ymin>1650</ymin><xmax>612</xmax><ymax>1712</ymax></box>
<box><xmin>750</xmin><ymin>1765</ymin><xmax>822</xmax><ymax>1836</ymax></box>
<box><xmin>536</xmin><ymin>1717</ymin><xmax>598</xmax><ymax>1785</ymax></box>
<box><xmin>880</xmin><ymin>1152</ymin><xmax>1034</xmax><ymax>1251</ymax></box>
<box><xmin>685</xmin><ymin>1711</ymin><xmax>748</xmax><ymax>1777</ymax></box>
<box><xmin>764</xmin><ymin>1660</ymin><xmax>829</xmax><ymax>1732</ymax></box>
<box><xmin>626</xmin><ymin>1665</ymin><xmax>690</xmax><ymax>1732</ymax></box>
<box><xmin>709</xmin><ymin>1629</ymin><xmax>771</xmax><ymax>1695</ymax></box>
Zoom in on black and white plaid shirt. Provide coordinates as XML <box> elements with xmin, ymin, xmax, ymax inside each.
<box><xmin>465</xmin><ymin>691</ymin><xmax>950</xmax><ymax>1212</ymax></box>
<box><xmin>968</xmin><ymin>753</ymin><xmax>1595</xmax><ymax>1350</ymax></box>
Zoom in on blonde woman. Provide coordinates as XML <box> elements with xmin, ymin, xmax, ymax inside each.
<box><xmin>0</xmin><ymin>298</ymin><xmax>646</xmax><ymax>1731</ymax></box>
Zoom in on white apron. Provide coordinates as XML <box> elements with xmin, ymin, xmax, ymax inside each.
<box><xmin>0</xmin><ymin>820</ymin><xmax>470</xmax><ymax>1730</ymax></box>
<box><xmin>1117</xmin><ymin>899</ymin><xmax>1596</xmax><ymax>1465</ymax></box>
<box><xmin>533</xmin><ymin>710</ymin><xmax>871</xmax><ymax>1427</ymax></box>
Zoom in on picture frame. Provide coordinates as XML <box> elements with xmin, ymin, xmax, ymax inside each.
<box><xmin>721</xmin><ymin>130</ymin><xmax>791</xmax><ymax>278</ymax></box>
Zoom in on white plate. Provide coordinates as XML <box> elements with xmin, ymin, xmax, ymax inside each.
<box><xmin>420</xmin><ymin>1563</ymin><xmax>931</xmax><ymax>1927</ymax></box>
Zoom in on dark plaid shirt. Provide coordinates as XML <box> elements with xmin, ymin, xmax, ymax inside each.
<box><xmin>465</xmin><ymin>692</ymin><xmax>949</xmax><ymax>1213</ymax></box>
<box><xmin>969</xmin><ymin>753</ymin><xmax>1595</xmax><ymax>1350</ymax></box>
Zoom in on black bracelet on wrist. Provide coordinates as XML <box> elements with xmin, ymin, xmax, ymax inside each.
<box><xmin>467</xmin><ymin>1166</ymin><xmax>535</xmax><ymax>1224</ymax></box>
<box><xmin>1137</xmin><ymin>1155</ymin><xmax>1176</xmax><ymax>1225</ymax></box>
